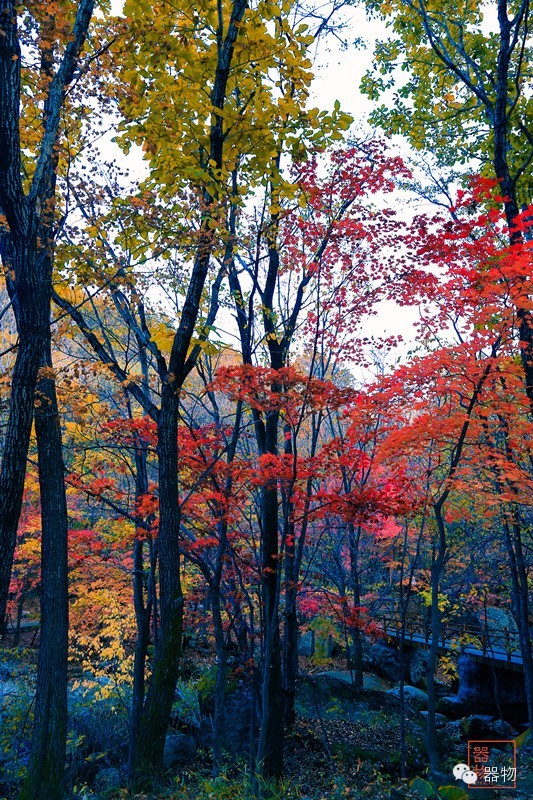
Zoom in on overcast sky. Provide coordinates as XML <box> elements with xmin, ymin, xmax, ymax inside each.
<box><xmin>309</xmin><ymin>5</ymin><xmax>386</xmax><ymax>123</ymax></box>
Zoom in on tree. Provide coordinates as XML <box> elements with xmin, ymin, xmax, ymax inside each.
<box><xmin>0</xmin><ymin>0</ymin><xmax>93</xmax><ymax>634</ymax></box>
<box><xmin>52</xmin><ymin>0</ymin><xmax>357</xmax><ymax>784</ymax></box>
<box><xmin>222</xmin><ymin>141</ymin><xmax>408</xmax><ymax>778</ymax></box>
<box><xmin>0</xmin><ymin>3</ymin><xmax>95</xmax><ymax>798</ymax></box>
<box><xmin>373</xmin><ymin>178</ymin><xmax>533</xmax><ymax>770</ymax></box>
<box><xmin>361</xmin><ymin>0</ymin><xmax>533</xmax><ymax>410</ymax></box>
<box><xmin>53</xmin><ymin>0</ymin><xmax>341</xmax><ymax>783</ymax></box>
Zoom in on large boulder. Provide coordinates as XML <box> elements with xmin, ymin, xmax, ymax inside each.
<box><xmin>93</xmin><ymin>767</ymin><xmax>122</xmax><ymax>795</ymax></box>
<box><xmin>457</xmin><ymin>653</ymin><xmax>526</xmax><ymax>717</ymax></box>
<box><xmin>460</xmin><ymin>714</ymin><xmax>517</xmax><ymax>739</ymax></box>
<box><xmin>480</xmin><ymin>607</ymin><xmax>520</xmax><ymax>652</ymax></box>
<box><xmin>297</xmin><ymin>673</ymin><xmax>401</xmax><ymax>724</ymax></box>
<box><xmin>163</xmin><ymin>733</ymin><xmax>197</xmax><ymax>770</ymax></box>
<box><xmin>419</xmin><ymin>710</ymin><xmax>448</xmax><ymax>728</ymax></box>
<box><xmin>298</xmin><ymin>630</ymin><xmax>315</xmax><ymax>657</ymax></box>
<box><xmin>408</xmin><ymin>650</ymin><xmax>429</xmax><ymax>688</ymax></box>
<box><xmin>364</xmin><ymin>641</ymin><xmax>406</xmax><ymax>683</ymax></box>
<box><xmin>436</xmin><ymin>695</ymin><xmax>470</xmax><ymax>719</ymax></box>
<box><xmin>199</xmin><ymin>684</ymin><xmax>253</xmax><ymax>755</ymax></box>
<box><xmin>314</xmin><ymin>670</ymin><xmax>391</xmax><ymax>692</ymax></box>
<box><xmin>387</xmin><ymin>685</ymin><xmax>428</xmax><ymax>711</ymax></box>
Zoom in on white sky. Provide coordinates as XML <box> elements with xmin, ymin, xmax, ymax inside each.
<box><xmin>309</xmin><ymin>6</ymin><xmax>385</xmax><ymax>123</ymax></box>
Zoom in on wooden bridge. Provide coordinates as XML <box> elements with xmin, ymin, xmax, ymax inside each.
<box><xmin>380</xmin><ymin>614</ymin><xmax>524</xmax><ymax>671</ymax></box>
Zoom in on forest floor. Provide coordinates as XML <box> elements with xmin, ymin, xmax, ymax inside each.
<box><xmin>0</xmin><ymin>646</ymin><xmax>531</xmax><ymax>799</ymax></box>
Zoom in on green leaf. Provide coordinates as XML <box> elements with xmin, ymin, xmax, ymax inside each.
<box><xmin>409</xmin><ymin>777</ymin><xmax>437</xmax><ymax>798</ymax></box>
<box><xmin>437</xmin><ymin>786</ymin><xmax>469</xmax><ymax>800</ymax></box>
<box><xmin>515</xmin><ymin>728</ymin><xmax>531</xmax><ymax>749</ymax></box>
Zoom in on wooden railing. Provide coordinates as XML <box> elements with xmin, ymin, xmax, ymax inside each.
<box><xmin>380</xmin><ymin>614</ymin><xmax>521</xmax><ymax>663</ymax></box>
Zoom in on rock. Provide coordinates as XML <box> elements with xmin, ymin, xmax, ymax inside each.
<box><xmin>298</xmin><ymin>630</ymin><xmax>315</xmax><ymax>657</ymax></box>
<box><xmin>93</xmin><ymin>767</ymin><xmax>121</xmax><ymax>793</ymax></box>
<box><xmin>461</xmin><ymin>714</ymin><xmax>517</xmax><ymax>739</ymax></box>
<box><xmin>365</xmin><ymin>641</ymin><xmax>406</xmax><ymax>683</ymax></box>
<box><xmin>479</xmin><ymin>607</ymin><xmax>520</xmax><ymax>652</ymax></box>
<box><xmin>199</xmin><ymin>685</ymin><xmax>253</xmax><ymax>755</ymax></box>
<box><xmin>316</xmin><ymin>670</ymin><xmax>355</xmax><ymax>685</ymax></box>
<box><xmin>163</xmin><ymin>733</ymin><xmax>197</xmax><ymax>769</ymax></box>
<box><xmin>457</xmin><ymin>653</ymin><xmax>527</xmax><ymax>717</ymax></box>
<box><xmin>313</xmin><ymin>670</ymin><xmax>389</xmax><ymax>693</ymax></box>
<box><xmin>363</xmin><ymin>673</ymin><xmax>391</xmax><ymax>692</ymax></box>
<box><xmin>436</xmin><ymin>695</ymin><xmax>469</xmax><ymax>719</ymax></box>
<box><xmin>419</xmin><ymin>710</ymin><xmax>448</xmax><ymax>728</ymax></box>
<box><xmin>408</xmin><ymin>650</ymin><xmax>429</xmax><ymax>688</ymax></box>
<box><xmin>487</xmin><ymin>717</ymin><xmax>518</xmax><ymax>738</ymax></box>
<box><xmin>311</xmin><ymin>672</ymin><xmax>359</xmax><ymax>700</ymax></box>
<box><xmin>387</xmin><ymin>685</ymin><xmax>428</xmax><ymax>711</ymax></box>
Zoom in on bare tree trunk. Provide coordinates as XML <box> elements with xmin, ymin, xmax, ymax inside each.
<box><xmin>211</xmin><ymin>574</ymin><xmax>227</xmax><ymax>775</ymax></box>
<box><xmin>282</xmin><ymin>423</ymin><xmax>298</xmax><ymax>731</ymax></box>
<box><xmin>13</xmin><ymin>577</ymin><xmax>28</xmax><ymax>647</ymax></box>
<box><xmin>256</xmin><ymin>409</ymin><xmax>284</xmax><ymax>781</ymax></box>
<box><xmin>425</xmin><ymin>503</ymin><xmax>446</xmax><ymax>777</ymax></box>
<box><xmin>127</xmin><ymin>341</ymin><xmax>156</xmax><ymax>778</ymax></box>
<box><xmin>484</xmin><ymin>413</ymin><xmax>533</xmax><ymax>730</ymax></box>
<box><xmin>20</xmin><ymin>339</ymin><xmax>68</xmax><ymax>800</ymax></box>
<box><xmin>348</xmin><ymin>523</ymin><xmax>363</xmax><ymax>691</ymax></box>
<box><xmin>0</xmin><ymin>324</ymin><xmax>43</xmax><ymax>630</ymax></box>
<box><xmin>502</xmin><ymin>511</ymin><xmax>533</xmax><ymax>730</ymax></box>
<box><xmin>1</xmin><ymin>4</ymin><xmax>94</xmax><ymax>788</ymax></box>
<box><xmin>130</xmin><ymin>387</ymin><xmax>184</xmax><ymax>786</ymax></box>
<box><xmin>129</xmin><ymin>535</ymin><xmax>152</xmax><ymax>775</ymax></box>
<box><xmin>397</xmin><ymin>518</ymin><xmax>424</xmax><ymax>778</ymax></box>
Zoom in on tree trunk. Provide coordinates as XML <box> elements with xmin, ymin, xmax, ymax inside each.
<box><xmin>282</xmin><ymin>572</ymin><xmax>298</xmax><ymax>732</ymax></box>
<box><xmin>130</xmin><ymin>386</ymin><xmax>183</xmax><ymax>787</ymax></box>
<box><xmin>492</xmin><ymin>3</ymin><xmax>533</xmax><ymax>414</ymax></box>
<box><xmin>487</xmin><ymin>415</ymin><xmax>533</xmax><ymax>730</ymax></box>
<box><xmin>256</xmin><ymin>409</ymin><xmax>284</xmax><ymax>781</ymax></box>
<box><xmin>20</xmin><ymin>338</ymin><xmax>68</xmax><ymax>800</ymax></box>
<box><xmin>212</xmin><ymin>577</ymin><xmax>227</xmax><ymax>775</ymax></box>
<box><xmin>502</xmin><ymin>511</ymin><xmax>533</xmax><ymax>731</ymax></box>
<box><xmin>425</xmin><ymin>503</ymin><xmax>446</xmax><ymax>777</ymax></box>
<box><xmin>127</xmin><ymin>341</ymin><xmax>155</xmax><ymax>775</ymax></box>
<box><xmin>13</xmin><ymin>577</ymin><xmax>28</xmax><ymax>647</ymax></box>
<box><xmin>129</xmin><ymin>536</ymin><xmax>152</xmax><ymax>777</ymax></box>
<box><xmin>282</xmin><ymin>423</ymin><xmax>298</xmax><ymax>731</ymax></box>
<box><xmin>348</xmin><ymin>523</ymin><xmax>363</xmax><ymax>691</ymax></box>
<box><xmin>0</xmin><ymin>274</ymin><xmax>46</xmax><ymax>630</ymax></box>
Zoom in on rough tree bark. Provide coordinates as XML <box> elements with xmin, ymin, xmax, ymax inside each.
<box><xmin>20</xmin><ymin>340</ymin><xmax>69</xmax><ymax>800</ymax></box>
